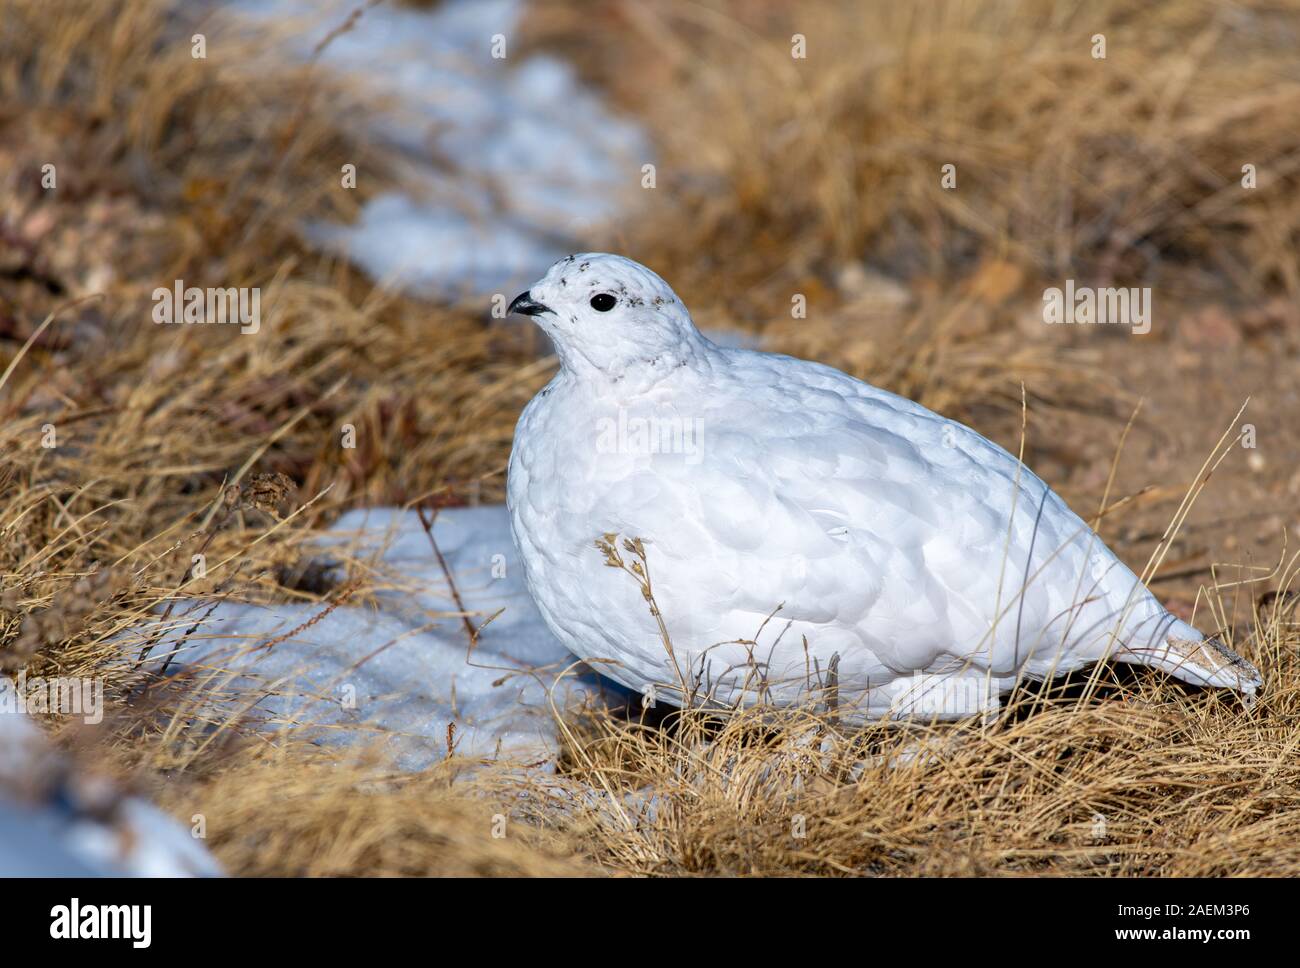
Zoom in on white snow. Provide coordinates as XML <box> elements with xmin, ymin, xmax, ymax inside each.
<box><xmin>222</xmin><ymin>0</ymin><xmax>650</xmax><ymax>296</ymax></box>
<box><xmin>5</xmin><ymin>506</ymin><xmax>616</xmax><ymax>875</ymax></box>
<box><xmin>128</xmin><ymin>506</ymin><xmax>624</xmax><ymax>771</ymax></box>
<box><xmin>0</xmin><ymin>703</ymin><xmax>223</xmax><ymax>877</ymax></box>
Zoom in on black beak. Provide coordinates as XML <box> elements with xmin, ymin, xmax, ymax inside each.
<box><xmin>509</xmin><ymin>291</ymin><xmax>550</xmax><ymax>317</ymax></box>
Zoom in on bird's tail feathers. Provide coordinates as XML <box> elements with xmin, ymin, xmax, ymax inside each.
<box><xmin>1114</xmin><ymin>614</ymin><xmax>1261</xmax><ymax>694</ymax></box>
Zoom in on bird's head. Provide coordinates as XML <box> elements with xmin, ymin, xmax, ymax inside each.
<box><xmin>509</xmin><ymin>253</ymin><xmax>709</xmax><ymax>379</ymax></box>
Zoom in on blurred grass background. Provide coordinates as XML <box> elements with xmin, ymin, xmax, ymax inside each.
<box><xmin>1</xmin><ymin>0</ymin><xmax>1298</xmax><ymax>875</ymax></box>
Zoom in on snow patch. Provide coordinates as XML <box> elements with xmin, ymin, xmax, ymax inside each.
<box><xmin>225</xmin><ymin>0</ymin><xmax>650</xmax><ymax>296</ymax></box>
<box><xmin>128</xmin><ymin>506</ymin><xmax>624</xmax><ymax>771</ymax></box>
<box><xmin>0</xmin><ymin>706</ymin><xmax>222</xmax><ymax>877</ymax></box>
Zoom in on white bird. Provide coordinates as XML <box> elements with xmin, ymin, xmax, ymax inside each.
<box><xmin>506</xmin><ymin>253</ymin><xmax>1261</xmax><ymax>720</ymax></box>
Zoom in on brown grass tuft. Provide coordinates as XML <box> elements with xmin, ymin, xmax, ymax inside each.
<box><xmin>147</xmin><ymin>743</ymin><xmax>595</xmax><ymax>877</ymax></box>
<box><xmin>530</xmin><ymin>0</ymin><xmax>1300</xmax><ymax>305</ymax></box>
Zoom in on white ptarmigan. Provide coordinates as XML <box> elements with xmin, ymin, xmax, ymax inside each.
<box><xmin>506</xmin><ymin>253</ymin><xmax>1261</xmax><ymax>720</ymax></box>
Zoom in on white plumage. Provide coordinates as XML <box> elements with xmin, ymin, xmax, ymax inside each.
<box><xmin>506</xmin><ymin>254</ymin><xmax>1260</xmax><ymax>719</ymax></box>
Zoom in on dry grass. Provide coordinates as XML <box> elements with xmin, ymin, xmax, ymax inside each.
<box><xmin>1</xmin><ymin>0</ymin><xmax>1298</xmax><ymax>876</ymax></box>
<box><xmin>514</xmin><ymin>639</ymin><xmax>1300</xmax><ymax>877</ymax></box>
<box><xmin>531</xmin><ymin>0</ymin><xmax>1300</xmax><ymax>304</ymax></box>
<box><xmin>145</xmin><ymin>745</ymin><xmax>594</xmax><ymax>877</ymax></box>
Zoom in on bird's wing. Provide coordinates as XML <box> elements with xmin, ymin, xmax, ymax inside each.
<box><xmin>599</xmin><ymin>349</ymin><xmax>1156</xmax><ymax>678</ymax></box>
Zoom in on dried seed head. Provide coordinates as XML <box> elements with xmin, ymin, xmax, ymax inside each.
<box><xmin>244</xmin><ymin>471</ymin><xmax>296</xmax><ymax>516</ymax></box>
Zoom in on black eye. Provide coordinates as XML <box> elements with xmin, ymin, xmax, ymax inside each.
<box><xmin>589</xmin><ymin>293</ymin><xmax>616</xmax><ymax>312</ymax></box>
